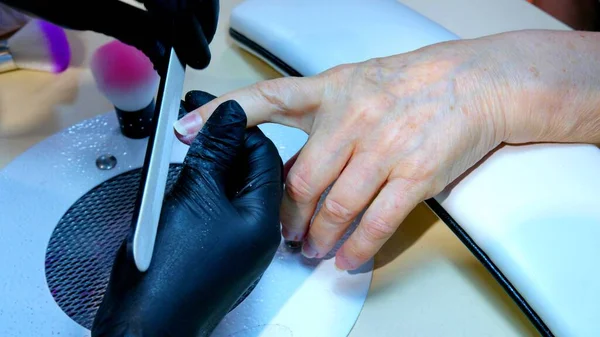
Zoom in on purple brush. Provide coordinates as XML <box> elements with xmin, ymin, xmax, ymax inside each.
<box><xmin>0</xmin><ymin>18</ymin><xmax>71</xmax><ymax>73</ymax></box>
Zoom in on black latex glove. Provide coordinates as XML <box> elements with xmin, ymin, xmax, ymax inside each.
<box><xmin>0</xmin><ymin>0</ymin><xmax>218</xmax><ymax>73</ymax></box>
<box><xmin>91</xmin><ymin>90</ymin><xmax>284</xmax><ymax>336</ymax></box>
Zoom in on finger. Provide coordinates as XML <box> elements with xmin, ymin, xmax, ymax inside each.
<box><xmin>335</xmin><ymin>178</ymin><xmax>426</xmax><ymax>271</ymax></box>
<box><xmin>302</xmin><ymin>154</ymin><xmax>389</xmax><ymax>259</ymax></box>
<box><xmin>280</xmin><ymin>133</ymin><xmax>353</xmax><ymax>242</ymax></box>
<box><xmin>180</xmin><ymin>100</ymin><xmax>247</xmax><ymax>191</ymax></box>
<box><xmin>175</xmin><ymin>14</ymin><xmax>211</xmax><ymax>69</ymax></box>
<box><xmin>178</xmin><ymin>100</ymin><xmax>187</xmax><ymax>119</ymax></box>
<box><xmin>283</xmin><ymin>149</ymin><xmax>301</xmax><ymax>181</ymax></box>
<box><xmin>195</xmin><ymin>0</ymin><xmax>219</xmax><ymax>44</ymax></box>
<box><xmin>176</xmin><ymin>90</ymin><xmax>217</xmax><ymax>141</ymax></box>
<box><xmin>231</xmin><ymin>127</ymin><xmax>284</xmax><ymax>225</ymax></box>
<box><xmin>173</xmin><ymin>76</ymin><xmax>324</xmax><ymax>144</ymax></box>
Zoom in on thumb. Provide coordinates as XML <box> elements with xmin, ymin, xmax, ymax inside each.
<box><xmin>181</xmin><ymin>100</ymin><xmax>247</xmax><ymax>189</ymax></box>
<box><xmin>173</xmin><ymin>76</ymin><xmax>324</xmax><ymax>145</ymax></box>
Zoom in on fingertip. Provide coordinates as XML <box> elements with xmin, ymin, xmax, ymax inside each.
<box><xmin>196</xmin><ymin>2</ymin><xmax>219</xmax><ymax>43</ymax></box>
<box><xmin>334</xmin><ymin>232</ymin><xmax>373</xmax><ymax>272</ymax></box>
<box><xmin>281</xmin><ymin>225</ymin><xmax>304</xmax><ymax>242</ymax></box>
<box><xmin>334</xmin><ymin>249</ymin><xmax>353</xmax><ymax>271</ymax></box>
<box><xmin>279</xmin><ymin>192</ymin><xmax>310</xmax><ymax>242</ymax></box>
<box><xmin>174</xmin><ymin>127</ymin><xmax>195</xmax><ymax>145</ymax></box>
<box><xmin>283</xmin><ymin>150</ymin><xmax>300</xmax><ymax>181</ymax></box>
<box><xmin>173</xmin><ymin>91</ymin><xmax>217</xmax><ymax>142</ymax></box>
<box><xmin>173</xmin><ymin>112</ymin><xmax>203</xmax><ymax>139</ymax></box>
<box><xmin>184</xmin><ymin>100</ymin><xmax>246</xmax><ymax>157</ymax></box>
<box><xmin>175</xmin><ymin>14</ymin><xmax>211</xmax><ymax>70</ymax></box>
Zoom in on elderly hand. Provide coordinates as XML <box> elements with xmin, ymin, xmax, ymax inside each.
<box><xmin>173</xmin><ymin>30</ymin><xmax>600</xmax><ymax>271</ymax></box>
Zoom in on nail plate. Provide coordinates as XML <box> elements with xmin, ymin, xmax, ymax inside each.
<box><xmin>173</xmin><ymin>113</ymin><xmax>203</xmax><ymax>137</ymax></box>
<box><xmin>335</xmin><ymin>255</ymin><xmax>352</xmax><ymax>271</ymax></box>
<box><xmin>301</xmin><ymin>240</ymin><xmax>318</xmax><ymax>258</ymax></box>
<box><xmin>281</xmin><ymin>227</ymin><xmax>302</xmax><ymax>242</ymax></box>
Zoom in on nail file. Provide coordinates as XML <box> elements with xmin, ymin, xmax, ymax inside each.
<box><xmin>128</xmin><ymin>46</ymin><xmax>186</xmax><ymax>272</ymax></box>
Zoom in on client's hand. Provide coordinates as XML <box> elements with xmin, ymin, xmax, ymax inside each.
<box><xmin>91</xmin><ymin>90</ymin><xmax>284</xmax><ymax>336</ymax></box>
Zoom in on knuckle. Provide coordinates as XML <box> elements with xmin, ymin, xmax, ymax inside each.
<box><xmin>412</xmin><ymin>156</ymin><xmax>437</xmax><ymax>180</ymax></box>
<box><xmin>399</xmin><ymin>160</ymin><xmax>436</xmax><ymax>186</ymax></box>
<box><xmin>361</xmin><ymin>215</ymin><xmax>396</xmax><ymax>243</ymax></box>
<box><xmin>346</xmin><ymin>102</ymin><xmax>380</xmax><ymax>127</ymax></box>
<box><xmin>322</xmin><ymin>63</ymin><xmax>356</xmax><ymax>88</ymax></box>
<box><xmin>253</xmin><ymin>79</ymin><xmax>290</xmax><ymax>113</ymax></box>
<box><xmin>361</xmin><ymin>58</ymin><xmax>382</xmax><ymax>77</ymax></box>
<box><xmin>364</xmin><ymin>154</ymin><xmax>392</xmax><ymax>178</ymax></box>
<box><xmin>322</xmin><ymin>198</ymin><xmax>355</xmax><ymax>224</ymax></box>
<box><xmin>386</xmin><ymin>180</ymin><xmax>418</xmax><ymax>211</ymax></box>
<box><xmin>285</xmin><ymin>171</ymin><xmax>315</xmax><ymax>204</ymax></box>
<box><xmin>346</xmin><ymin>95</ymin><xmax>394</xmax><ymax>127</ymax></box>
<box><xmin>327</xmin><ymin>63</ymin><xmax>355</xmax><ymax>77</ymax></box>
<box><xmin>390</xmin><ymin>190</ymin><xmax>410</xmax><ymax>211</ymax></box>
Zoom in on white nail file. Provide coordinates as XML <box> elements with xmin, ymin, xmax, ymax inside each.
<box><xmin>129</xmin><ymin>47</ymin><xmax>186</xmax><ymax>272</ymax></box>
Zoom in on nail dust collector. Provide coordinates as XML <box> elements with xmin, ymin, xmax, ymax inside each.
<box><xmin>226</xmin><ymin>0</ymin><xmax>600</xmax><ymax>337</ymax></box>
<box><xmin>0</xmin><ymin>90</ymin><xmax>371</xmax><ymax>335</ymax></box>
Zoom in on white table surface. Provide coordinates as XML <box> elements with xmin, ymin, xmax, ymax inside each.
<box><xmin>0</xmin><ymin>0</ymin><xmax>569</xmax><ymax>335</ymax></box>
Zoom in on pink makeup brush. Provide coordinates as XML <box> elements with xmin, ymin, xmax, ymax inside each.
<box><xmin>90</xmin><ymin>40</ymin><xmax>160</xmax><ymax>139</ymax></box>
<box><xmin>0</xmin><ymin>18</ymin><xmax>70</xmax><ymax>73</ymax></box>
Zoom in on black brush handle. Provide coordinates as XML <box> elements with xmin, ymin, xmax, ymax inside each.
<box><xmin>115</xmin><ymin>100</ymin><xmax>155</xmax><ymax>139</ymax></box>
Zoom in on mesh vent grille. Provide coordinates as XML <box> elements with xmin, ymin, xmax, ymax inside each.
<box><xmin>45</xmin><ymin>164</ymin><xmax>183</xmax><ymax>329</ymax></box>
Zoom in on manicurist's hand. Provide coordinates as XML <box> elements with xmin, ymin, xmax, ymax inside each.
<box><xmin>92</xmin><ymin>91</ymin><xmax>284</xmax><ymax>336</ymax></box>
<box><xmin>0</xmin><ymin>0</ymin><xmax>219</xmax><ymax>73</ymax></box>
<box><xmin>173</xmin><ymin>30</ymin><xmax>600</xmax><ymax>271</ymax></box>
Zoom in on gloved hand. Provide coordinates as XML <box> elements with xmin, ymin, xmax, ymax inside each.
<box><xmin>0</xmin><ymin>0</ymin><xmax>218</xmax><ymax>73</ymax></box>
<box><xmin>91</xmin><ymin>90</ymin><xmax>284</xmax><ymax>336</ymax></box>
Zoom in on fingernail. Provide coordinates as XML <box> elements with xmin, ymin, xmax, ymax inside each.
<box><xmin>301</xmin><ymin>239</ymin><xmax>318</xmax><ymax>259</ymax></box>
<box><xmin>173</xmin><ymin>113</ymin><xmax>203</xmax><ymax>137</ymax></box>
<box><xmin>174</xmin><ymin>128</ymin><xmax>196</xmax><ymax>145</ymax></box>
<box><xmin>335</xmin><ymin>254</ymin><xmax>353</xmax><ymax>271</ymax></box>
<box><xmin>281</xmin><ymin>227</ymin><xmax>302</xmax><ymax>242</ymax></box>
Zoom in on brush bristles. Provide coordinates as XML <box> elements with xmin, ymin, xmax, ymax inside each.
<box><xmin>7</xmin><ymin>19</ymin><xmax>71</xmax><ymax>73</ymax></box>
<box><xmin>90</xmin><ymin>40</ymin><xmax>160</xmax><ymax>112</ymax></box>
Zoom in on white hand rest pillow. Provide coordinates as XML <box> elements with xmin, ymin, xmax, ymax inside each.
<box><xmin>228</xmin><ymin>0</ymin><xmax>600</xmax><ymax>336</ymax></box>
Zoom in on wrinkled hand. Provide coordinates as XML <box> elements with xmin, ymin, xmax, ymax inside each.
<box><xmin>172</xmin><ymin>38</ymin><xmax>520</xmax><ymax>271</ymax></box>
<box><xmin>91</xmin><ymin>91</ymin><xmax>283</xmax><ymax>336</ymax></box>
<box><xmin>1</xmin><ymin>0</ymin><xmax>218</xmax><ymax>72</ymax></box>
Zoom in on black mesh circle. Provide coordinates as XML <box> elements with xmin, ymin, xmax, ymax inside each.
<box><xmin>45</xmin><ymin>164</ymin><xmax>183</xmax><ymax>329</ymax></box>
